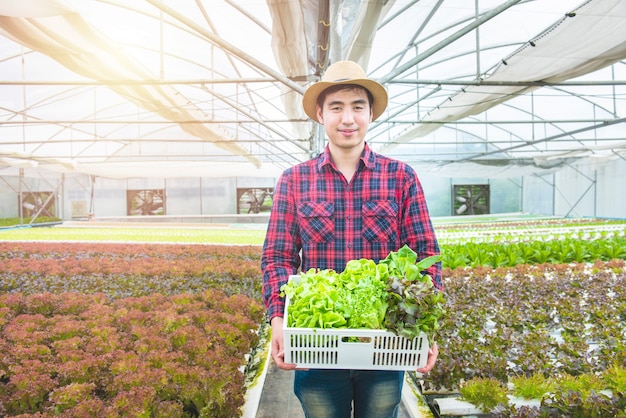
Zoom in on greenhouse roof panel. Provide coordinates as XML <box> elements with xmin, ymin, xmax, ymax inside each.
<box><xmin>0</xmin><ymin>0</ymin><xmax>625</xmax><ymax>179</ymax></box>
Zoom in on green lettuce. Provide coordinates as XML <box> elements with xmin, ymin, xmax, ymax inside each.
<box><xmin>280</xmin><ymin>245</ymin><xmax>445</xmax><ymax>343</ymax></box>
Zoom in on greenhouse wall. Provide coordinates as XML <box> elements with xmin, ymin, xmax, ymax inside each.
<box><xmin>0</xmin><ymin>173</ymin><xmax>67</xmax><ymax>220</ymax></box>
<box><xmin>594</xmin><ymin>158</ymin><xmax>626</xmax><ymax>219</ymax></box>
<box><xmin>0</xmin><ymin>171</ymin><xmax>276</xmax><ymax>222</ymax></box>
<box><xmin>1</xmin><ymin>157</ymin><xmax>624</xmax><ymax>222</ymax></box>
<box><xmin>85</xmin><ymin>176</ymin><xmax>275</xmax><ymax>219</ymax></box>
<box><xmin>0</xmin><ymin>176</ymin><xmax>20</xmax><ymax>218</ymax></box>
<box><xmin>553</xmin><ymin>158</ymin><xmax>625</xmax><ymax>218</ymax></box>
<box><xmin>522</xmin><ymin>175</ymin><xmax>556</xmax><ymax>216</ymax></box>
<box><xmin>523</xmin><ymin>158</ymin><xmax>626</xmax><ymax>219</ymax></box>
<box><xmin>417</xmin><ymin>175</ymin><xmax>523</xmax><ymax>218</ymax></box>
<box><xmin>94</xmin><ymin>178</ymin><xmax>135</xmax><ymax>217</ymax></box>
<box><xmin>490</xmin><ymin>178</ymin><xmax>523</xmax><ymax>214</ymax></box>
<box><xmin>417</xmin><ymin>174</ymin><xmax>451</xmax><ymax>217</ymax></box>
<box><xmin>554</xmin><ymin>163</ymin><xmax>597</xmax><ymax>217</ymax></box>
<box><xmin>201</xmin><ymin>177</ymin><xmax>237</xmax><ymax>214</ymax></box>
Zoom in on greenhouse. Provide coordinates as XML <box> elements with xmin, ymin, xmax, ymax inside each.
<box><xmin>1</xmin><ymin>1</ymin><xmax>625</xmax><ymax>418</ymax></box>
<box><xmin>1</xmin><ymin>0</ymin><xmax>625</xmax><ymax>222</ymax></box>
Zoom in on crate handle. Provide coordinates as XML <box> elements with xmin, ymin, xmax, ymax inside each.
<box><xmin>340</xmin><ymin>336</ymin><xmax>373</xmax><ymax>344</ymax></box>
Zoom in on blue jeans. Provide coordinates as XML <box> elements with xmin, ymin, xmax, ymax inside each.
<box><xmin>294</xmin><ymin>369</ymin><xmax>404</xmax><ymax>418</ymax></box>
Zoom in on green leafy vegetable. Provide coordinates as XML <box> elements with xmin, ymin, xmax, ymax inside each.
<box><xmin>280</xmin><ymin>245</ymin><xmax>446</xmax><ymax>344</ymax></box>
<box><xmin>381</xmin><ymin>245</ymin><xmax>445</xmax><ymax>343</ymax></box>
<box><xmin>281</xmin><ymin>258</ymin><xmax>389</xmax><ymax>330</ymax></box>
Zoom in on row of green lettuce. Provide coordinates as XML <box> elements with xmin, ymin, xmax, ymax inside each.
<box><xmin>440</xmin><ymin>234</ymin><xmax>626</xmax><ymax>269</ymax></box>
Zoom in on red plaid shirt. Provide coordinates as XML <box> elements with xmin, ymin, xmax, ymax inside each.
<box><xmin>261</xmin><ymin>143</ymin><xmax>442</xmax><ymax>321</ymax></box>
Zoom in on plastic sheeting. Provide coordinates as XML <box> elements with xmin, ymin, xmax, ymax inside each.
<box><xmin>381</xmin><ymin>0</ymin><xmax>626</xmax><ymax>151</ymax></box>
<box><xmin>1</xmin><ymin>0</ymin><xmax>626</xmax><ymax>180</ymax></box>
<box><xmin>0</xmin><ymin>3</ymin><xmax>261</xmax><ymax>168</ymax></box>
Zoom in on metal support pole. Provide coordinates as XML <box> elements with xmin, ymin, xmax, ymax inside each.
<box><xmin>19</xmin><ymin>168</ymin><xmax>24</xmax><ymax>225</ymax></box>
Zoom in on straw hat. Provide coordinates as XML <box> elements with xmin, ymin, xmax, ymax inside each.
<box><xmin>302</xmin><ymin>61</ymin><xmax>388</xmax><ymax>122</ymax></box>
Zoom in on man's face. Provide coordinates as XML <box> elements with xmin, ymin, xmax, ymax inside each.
<box><xmin>316</xmin><ymin>86</ymin><xmax>373</xmax><ymax>151</ymax></box>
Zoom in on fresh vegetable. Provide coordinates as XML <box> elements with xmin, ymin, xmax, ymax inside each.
<box><xmin>280</xmin><ymin>258</ymin><xmax>388</xmax><ymax>330</ymax></box>
<box><xmin>280</xmin><ymin>245</ymin><xmax>445</xmax><ymax>343</ymax></box>
<box><xmin>380</xmin><ymin>245</ymin><xmax>445</xmax><ymax>343</ymax></box>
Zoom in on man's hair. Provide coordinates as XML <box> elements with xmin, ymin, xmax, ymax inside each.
<box><xmin>316</xmin><ymin>84</ymin><xmax>374</xmax><ymax>112</ymax></box>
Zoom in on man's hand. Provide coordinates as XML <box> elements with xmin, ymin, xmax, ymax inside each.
<box><xmin>416</xmin><ymin>341</ymin><xmax>438</xmax><ymax>374</ymax></box>
<box><xmin>270</xmin><ymin>317</ymin><xmax>297</xmax><ymax>370</ymax></box>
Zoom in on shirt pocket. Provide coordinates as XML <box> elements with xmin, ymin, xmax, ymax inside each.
<box><xmin>297</xmin><ymin>201</ymin><xmax>335</xmax><ymax>243</ymax></box>
<box><xmin>362</xmin><ymin>200</ymin><xmax>399</xmax><ymax>242</ymax></box>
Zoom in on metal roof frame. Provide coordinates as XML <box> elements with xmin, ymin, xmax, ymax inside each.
<box><xmin>0</xmin><ymin>0</ymin><xmax>625</xmax><ymax>179</ymax></box>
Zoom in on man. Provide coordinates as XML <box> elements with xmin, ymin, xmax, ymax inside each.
<box><xmin>262</xmin><ymin>60</ymin><xmax>442</xmax><ymax>418</ymax></box>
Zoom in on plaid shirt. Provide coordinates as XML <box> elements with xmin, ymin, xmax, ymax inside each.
<box><xmin>261</xmin><ymin>143</ymin><xmax>442</xmax><ymax>321</ymax></box>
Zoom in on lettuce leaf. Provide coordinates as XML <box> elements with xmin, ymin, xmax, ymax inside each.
<box><xmin>381</xmin><ymin>245</ymin><xmax>445</xmax><ymax>344</ymax></box>
<box><xmin>280</xmin><ymin>245</ymin><xmax>445</xmax><ymax>344</ymax></box>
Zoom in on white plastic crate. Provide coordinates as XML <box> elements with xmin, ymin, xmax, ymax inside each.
<box><xmin>283</xmin><ymin>297</ymin><xmax>429</xmax><ymax>370</ymax></box>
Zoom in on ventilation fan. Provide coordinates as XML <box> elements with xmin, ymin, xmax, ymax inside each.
<box><xmin>238</xmin><ymin>188</ymin><xmax>273</xmax><ymax>214</ymax></box>
<box><xmin>20</xmin><ymin>192</ymin><xmax>55</xmax><ymax>218</ymax></box>
<box><xmin>453</xmin><ymin>185</ymin><xmax>490</xmax><ymax>215</ymax></box>
<box><xmin>127</xmin><ymin>190</ymin><xmax>164</xmax><ymax>216</ymax></box>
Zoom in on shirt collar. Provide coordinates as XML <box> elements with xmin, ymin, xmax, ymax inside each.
<box><xmin>317</xmin><ymin>142</ymin><xmax>376</xmax><ymax>171</ymax></box>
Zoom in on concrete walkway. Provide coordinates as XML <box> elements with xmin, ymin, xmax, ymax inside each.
<box><xmin>254</xmin><ymin>361</ymin><xmax>422</xmax><ymax>418</ymax></box>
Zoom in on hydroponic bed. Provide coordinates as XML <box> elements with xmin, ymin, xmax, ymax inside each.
<box><xmin>0</xmin><ymin>215</ymin><xmax>625</xmax><ymax>417</ymax></box>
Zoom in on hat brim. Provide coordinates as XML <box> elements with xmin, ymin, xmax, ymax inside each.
<box><xmin>302</xmin><ymin>78</ymin><xmax>388</xmax><ymax>122</ymax></box>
